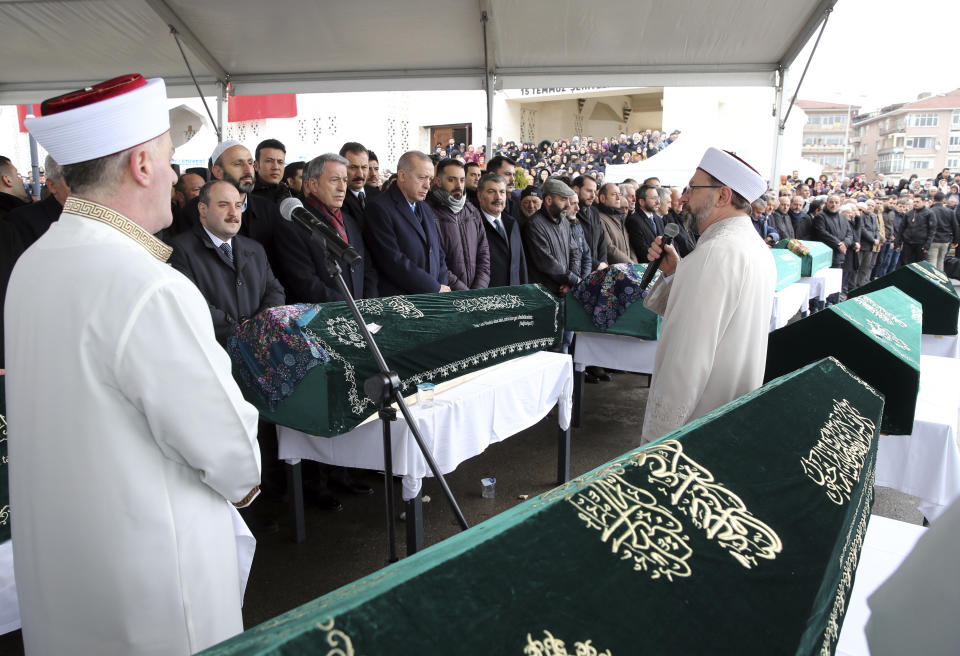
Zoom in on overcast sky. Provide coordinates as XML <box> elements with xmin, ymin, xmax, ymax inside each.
<box><xmin>784</xmin><ymin>0</ymin><xmax>956</xmax><ymax>112</ymax></box>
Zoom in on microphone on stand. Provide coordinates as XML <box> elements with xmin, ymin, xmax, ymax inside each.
<box><xmin>638</xmin><ymin>222</ymin><xmax>681</xmax><ymax>293</ymax></box>
<box><xmin>279</xmin><ymin>197</ymin><xmax>363</xmax><ymax>267</ymax></box>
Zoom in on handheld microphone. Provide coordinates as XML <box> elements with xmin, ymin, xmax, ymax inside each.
<box><xmin>279</xmin><ymin>197</ymin><xmax>362</xmax><ymax>267</ymax></box>
<box><xmin>638</xmin><ymin>222</ymin><xmax>681</xmax><ymax>292</ymax></box>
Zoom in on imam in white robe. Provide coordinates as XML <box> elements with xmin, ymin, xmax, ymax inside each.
<box><xmin>641</xmin><ymin>214</ymin><xmax>775</xmax><ymax>443</ymax></box>
<box><xmin>5</xmin><ymin>198</ymin><xmax>262</xmax><ymax>655</ymax></box>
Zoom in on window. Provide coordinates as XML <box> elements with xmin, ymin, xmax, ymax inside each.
<box><xmin>803</xmin><ymin>134</ymin><xmax>844</xmax><ymax>146</ymax></box>
<box><xmin>905</xmin><ymin>136</ymin><xmax>935</xmax><ymax>149</ymax></box>
<box><xmin>949</xmin><ymin>134</ymin><xmax>960</xmax><ymax>151</ymax></box>
<box><xmin>806</xmin><ymin>115</ymin><xmax>821</xmax><ymax>125</ymax></box>
<box><xmin>876</xmin><ymin>153</ymin><xmax>904</xmax><ymax>174</ymax></box>
<box><xmin>819</xmin><ymin>155</ymin><xmax>843</xmax><ymax>167</ymax></box>
<box><xmin>905</xmin><ymin>159</ymin><xmax>932</xmax><ymax>170</ymax></box>
<box><xmin>895</xmin><ymin>136</ymin><xmax>905</xmax><ymax>148</ymax></box>
<box><xmin>910</xmin><ymin>112</ymin><xmax>939</xmax><ymax>127</ymax></box>
<box><xmin>947</xmin><ymin>158</ymin><xmax>960</xmax><ymax>169</ymax></box>
<box><xmin>952</xmin><ymin>110</ymin><xmax>960</xmax><ymax>129</ymax></box>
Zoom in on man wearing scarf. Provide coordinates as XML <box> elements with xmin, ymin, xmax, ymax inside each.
<box><xmin>427</xmin><ymin>159</ymin><xmax>490</xmax><ymax>290</ymax></box>
<box><xmin>595</xmin><ymin>182</ymin><xmax>636</xmax><ymax>264</ymax></box>
<box><xmin>273</xmin><ymin>152</ymin><xmax>378</xmax><ymax>303</ymax></box>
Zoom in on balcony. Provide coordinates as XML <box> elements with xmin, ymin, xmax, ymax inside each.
<box><xmin>879</xmin><ymin>122</ymin><xmax>906</xmax><ymax>136</ymax></box>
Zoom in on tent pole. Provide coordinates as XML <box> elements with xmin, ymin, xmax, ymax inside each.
<box><xmin>770</xmin><ymin>67</ymin><xmax>785</xmax><ymax>191</ymax></box>
<box><xmin>28</xmin><ymin>130</ymin><xmax>40</xmax><ymax>199</ymax></box>
<box><xmin>217</xmin><ymin>81</ymin><xmax>226</xmax><ymax>144</ymax></box>
<box><xmin>481</xmin><ymin>8</ymin><xmax>494</xmax><ymax>157</ymax></box>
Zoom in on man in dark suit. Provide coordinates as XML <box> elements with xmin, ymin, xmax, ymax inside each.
<box><xmin>174</xmin><ymin>141</ymin><xmax>284</xmax><ymax>273</ymax></box>
<box><xmin>626</xmin><ymin>183</ymin><xmax>665</xmax><ymax>263</ymax></box>
<box><xmin>274</xmin><ymin>153</ymin><xmax>377</xmax><ymax>303</ymax></box>
<box><xmin>476</xmin><ymin>173</ymin><xmax>527</xmax><ymax>287</ymax></box>
<box><xmin>168</xmin><ymin>180</ymin><xmax>285</xmax><ymax>344</ymax></box>
<box><xmin>5</xmin><ymin>155</ymin><xmax>68</xmax><ymax>249</ymax></box>
<box><xmin>339</xmin><ymin>142</ymin><xmax>381</xmax><ymax>229</ymax></box>
<box><xmin>364</xmin><ymin>150</ymin><xmax>450</xmax><ymax>296</ymax></box>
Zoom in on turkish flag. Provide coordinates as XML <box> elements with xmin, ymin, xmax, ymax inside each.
<box><xmin>227</xmin><ymin>94</ymin><xmax>297</xmax><ymax>122</ymax></box>
<box><xmin>17</xmin><ymin>105</ymin><xmax>40</xmax><ymax>133</ymax></box>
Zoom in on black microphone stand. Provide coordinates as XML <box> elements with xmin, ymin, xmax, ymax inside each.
<box><xmin>307</xmin><ymin>228</ymin><xmax>469</xmax><ymax>564</ymax></box>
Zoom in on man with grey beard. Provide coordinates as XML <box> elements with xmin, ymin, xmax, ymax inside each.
<box><xmin>178</xmin><ymin>140</ymin><xmax>284</xmax><ymax>271</ymax></box>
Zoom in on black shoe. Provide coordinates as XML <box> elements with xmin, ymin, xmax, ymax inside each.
<box><xmin>240</xmin><ymin>511</ymin><xmax>280</xmax><ymax>536</ymax></box>
<box><xmin>587</xmin><ymin>366</ymin><xmax>613</xmax><ymax>382</ymax></box>
<box><xmin>330</xmin><ymin>479</ymin><xmax>375</xmax><ymax>496</ymax></box>
<box><xmin>584</xmin><ymin>371</ymin><xmax>600</xmax><ymax>384</ymax></box>
<box><xmin>314</xmin><ymin>492</ymin><xmax>344</xmax><ymax>512</ymax></box>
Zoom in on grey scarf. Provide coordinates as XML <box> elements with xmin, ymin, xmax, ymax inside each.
<box><xmin>432</xmin><ymin>188</ymin><xmax>467</xmax><ymax>214</ymax></box>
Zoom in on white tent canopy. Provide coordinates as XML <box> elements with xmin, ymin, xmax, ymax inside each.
<box><xmin>0</xmin><ymin>0</ymin><xmax>835</xmax><ymax>104</ymax></box>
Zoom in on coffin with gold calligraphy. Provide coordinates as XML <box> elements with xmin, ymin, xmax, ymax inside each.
<box><xmin>201</xmin><ymin>356</ymin><xmax>882</xmax><ymax>656</ymax></box>
<box><xmin>229</xmin><ymin>284</ymin><xmax>561</xmax><ymax>436</ymax></box>
<box><xmin>564</xmin><ymin>263</ymin><xmax>661</xmax><ymax>339</ymax></box>
<box><xmin>847</xmin><ymin>260</ymin><xmax>959</xmax><ymax>335</ymax></box>
<box><xmin>765</xmin><ymin>286</ymin><xmax>921</xmax><ymax>434</ymax></box>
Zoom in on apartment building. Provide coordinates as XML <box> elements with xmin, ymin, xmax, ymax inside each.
<box><xmin>797</xmin><ymin>99</ymin><xmax>856</xmax><ymax>179</ymax></box>
<box><xmin>849</xmin><ymin>89</ymin><xmax>960</xmax><ymax>181</ymax></box>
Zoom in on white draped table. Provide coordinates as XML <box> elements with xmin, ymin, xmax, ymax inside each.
<box><xmin>876</xmin><ymin>355</ymin><xmax>960</xmax><ymax>521</ymax></box>
<box><xmin>278</xmin><ymin>351</ymin><xmax>573</xmax><ymax>551</ymax></box>
<box><xmin>770</xmin><ymin>281</ymin><xmax>811</xmax><ymax>330</ymax></box>
<box><xmin>836</xmin><ymin>515</ymin><xmax>926</xmax><ymax>656</ymax></box>
<box><xmin>803</xmin><ymin>266</ymin><xmax>843</xmax><ymax>303</ymax></box>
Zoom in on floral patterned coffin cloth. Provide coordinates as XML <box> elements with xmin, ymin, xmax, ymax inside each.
<box><xmin>231</xmin><ymin>284</ymin><xmax>561</xmax><ymax>437</ymax></box>
<box><xmin>566</xmin><ymin>264</ymin><xmax>659</xmax><ymax>339</ymax></box>
<box><xmin>199</xmin><ymin>356</ymin><xmax>882</xmax><ymax>656</ymax></box>
<box><xmin>767</xmin><ymin>286</ymin><xmax>921</xmax><ymax>434</ymax></box>
<box><xmin>227</xmin><ymin>304</ymin><xmax>330</xmax><ymax>411</ymax></box>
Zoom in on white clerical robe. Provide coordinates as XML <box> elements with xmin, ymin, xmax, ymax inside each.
<box><xmin>641</xmin><ymin>215</ymin><xmax>775</xmax><ymax>443</ymax></box>
<box><xmin>5</xmin><ymin>199</ymin><xmax>262</xmax><ymax>655</ymax></box>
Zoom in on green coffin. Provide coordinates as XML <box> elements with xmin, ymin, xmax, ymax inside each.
<box><xmin>772</xmin><ymin>249</ymin><xmax>803</xmax><ymax>291</ymax></box>
<box><xmin>775</xmin><ymin>240</ymin><xmax>833</xmax><ymax>277</ymax></box>
<box><xmin>238</xmin><ymin>285</ymin><xmax>561</xmax><ymax>436</ymax></box>
<box><xmin>766</xmin><ymin>286</ymin><xmax>921</xmax><ymax>434</ymax></box>
<box><xmin>848</xmin><ymin>260</ymin><xmax>959</xmax><ymax>335</ymax></box>
<box><xmin>0</xmin><ymin>376</ymin><xmax>7</xmax><ymax>543</ymax></box>
<box><xmin>564</xmin><ymin>263</ymin><xmax>661</xmax><ymax>339</ymax></box>
<box><xmin>202</xmin><ymin>356</ymin><xmax>882</xmax><ymax>656</ymax></box>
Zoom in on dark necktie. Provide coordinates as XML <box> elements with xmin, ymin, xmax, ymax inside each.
<box><xmin>358</xmin><ymin>190</ymin><xmax>366</xmax><ymax>211</ymax></box>
<box><xmin>494</xmin><ymin>217</ymin><xmax>507</xmax><ymax>240</ymax></box>
<box><xmin>649</xmin><ymin>214</ymin><xmax>658</xmax><ymax>236</ymax></box>
<box><xmin>219</xmin><ymin>241</ymin><xmax>233</xmax><ymax>263</ymax></box>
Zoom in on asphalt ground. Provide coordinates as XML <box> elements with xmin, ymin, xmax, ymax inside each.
<box><xmin>0</xmin><ymin>367</ymin><xmax>924</xmax><ymax>654</ymax></box>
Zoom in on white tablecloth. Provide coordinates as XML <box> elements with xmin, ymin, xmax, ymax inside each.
<box><xmin>572</xmin><ymin>332</ymin><xmax>657</xmax><ymax>374</ymax></box>
<box><xmin>921</xmin><ymin>333</ymin><xmax>959</xmax><ymax>358</ymax></box>
<box><xmin>836</xmin><ymin>516</ymin><xmax>926</xmax><ymax>656</ymax></box>
<box><xmin>770</xmin><ymin>281</ymin><xmax>811</xmax><ymax>330</ymax></box>
<box><xmin>806</xmin><ymin>266</ymin><xmax>843</xmax><ymax>302</ymax></box>
<box><xmin>278</xmin><ymin>351</ymin><xmax>573</xmax><ymax>500</ymax></box>
<box><xmin>876</xmin><ymin>355</ymin><xmax>960</xmax><ymax>521</ymax></box>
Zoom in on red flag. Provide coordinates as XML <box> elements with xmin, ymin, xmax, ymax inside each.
<box><xmin>227</xmin><ymin>94</ymin><xmax>297</xmax><ymax>122</ymax></box>
<box><xmin>17</xmin><ymin>105</ymin><xmax>39</xmax><ymax>133</ymax></box>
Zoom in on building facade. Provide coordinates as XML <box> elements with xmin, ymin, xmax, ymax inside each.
<box><xmin>796</xmin><ymin>99</ymin><xmax>856</xmax><ymax>180</ymax></box>
<box><xmin>849</xmin><ymin>89</ymin><xmax>960</xmax><ymax>182</ymax></box>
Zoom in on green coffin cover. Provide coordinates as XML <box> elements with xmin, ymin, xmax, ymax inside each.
<box><xmin>564</xmin><ymin>263</ymin><xmax>661</xmax><ymax>339</ymax></box>
<box><xmin>766</xmin><ymin>286</ymin><xmax>921</xmax><ymax>434</ymax></box>
<box><xmin>848</xmin><ymin>260</ymin><xmax>959</xmax><ymax>335</ymax></box>
<box><xmin>772</xmin><ymin>249</ymin><xmax>803</xmax><ymax>291</ymax></box>
<box><xmin>775</xmin><ymin>240</ymin><xmax>833</xmax><ymax>277</ymax></box>
<box><xmin>202</xmin><ymin>356</ymin><xmax>882</xmax><ymax>656</ymax></box>
<box><xmin>0</xmin><ymin>376</ymin><xmax>7</xmax><ymax>543</ymax></box>
<box><xmin>243</xmin><ymin>284</ymin><xmax>561</xmax><ymax>436</ymax></box>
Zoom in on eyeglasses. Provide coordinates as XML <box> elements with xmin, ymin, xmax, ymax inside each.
<box><xmin>686</xmin><ymin>184</ymin><xmax>724</xmax><ymax>190</ymax></box>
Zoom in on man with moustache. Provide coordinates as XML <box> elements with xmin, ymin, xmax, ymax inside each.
<box><xmin>595</xmin><ymin>182</ymin><xmax>635</xmax><ymax>264</ymax></box>
<box><xmin>813</xmin><ymin>194</ymin><xmax>853</xmax><ymax>269</ymax></box>
<box><xmin>169</xmin><ymin>180</ymin><xmax>284</xmax><ymax>343</ymax></box>
<box><xmin>522</xmin><ymin>178</ymin><xmax>581</xmax><ymax>294</ymax></box>
<box><xmin>464</xmin><ymin>160</ymin><xmax>482</xmax><ymax>209</ymax></box>
<box><xmin>340</xmin><ymin>142</ymin><xmax>380</xmax><ymax>228</ymax></box>
<box><xmin>427</xmin><ymin>158</ymin><xmax>490</xmax><ymax>290</ymax></box>
<box><xmin>788</xmin><ymin>194</ymin><xmax>814</xmax><ymax>240</ymax></box>
<box><xmin>641</xmin><ymin>148</ymin><xmax>774</xmax><ymax>443</ymax></box>
<box><xmin>897</xmin><ymin>195</ymin><xmax>936</xmax><ymax>265</ymax></box>
<box><xmin>626</xmin><ymin>183</ymin><xmax>666</xmax><ymax>263</ymax></box>
<box><xmin>518</xmin><ymin>185</ymin><xmax>542</xmax><ymax>224</ymax></box>
<box><xmin>477</xmin><ymin>173</ymin><xmax>527</xmax><ymax>287</ymax></box>
<box><xmin>364</xmin><ymin>150</ymin><xmax>451</xmax><ymax>295</ymax></box>
<box><xmin>251</xmin><ymin>138</ymin><xmax>291</xmax><ymax>205</ymax></box>
<box><xmin>283</xmin><ymin>161</ymin><xmax>306</xmax><ymax>197</ymax></box>
<box><xmin>572</xmin><ymin>174</ymin><xmax>608</xmax><ymax>273</ymax></box>
<box><xmin>179</xmin><ymin>140</ymin><xmax>284</xmax><ymax>271</ymax></box>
